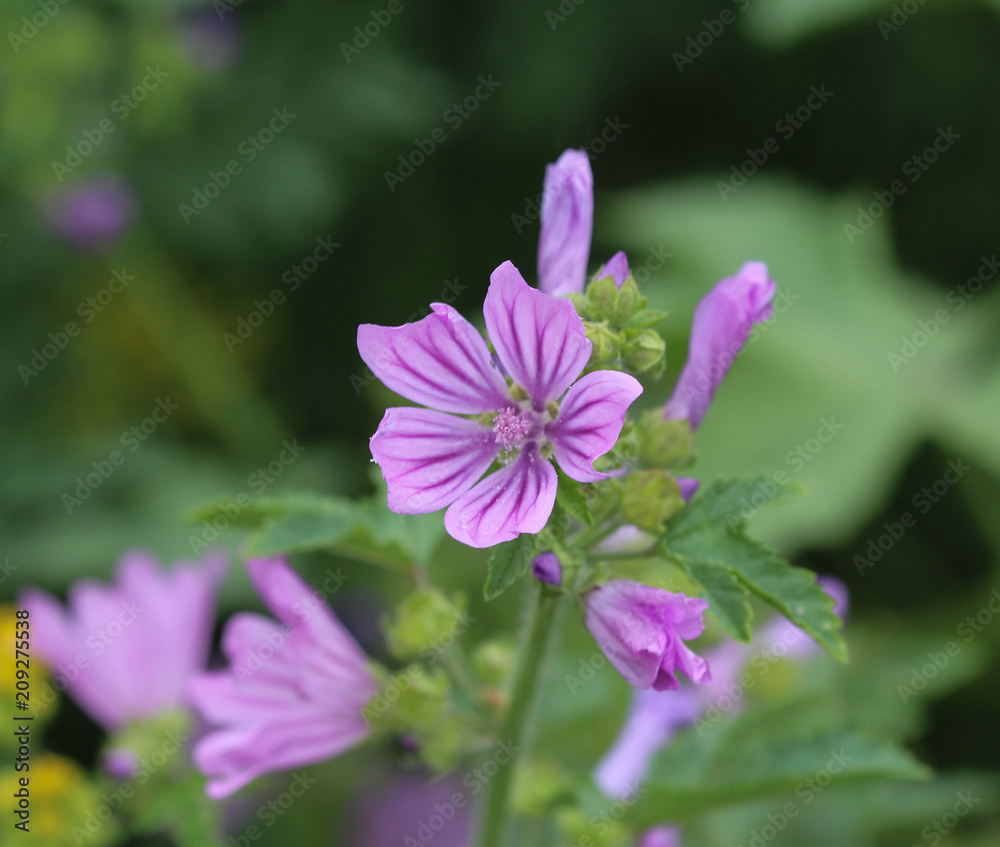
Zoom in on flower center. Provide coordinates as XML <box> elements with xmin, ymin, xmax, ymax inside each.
<box><xmin>492</xmin><ymin>407</ymin><xmax>533</xmax><ymax>451</ymax></box>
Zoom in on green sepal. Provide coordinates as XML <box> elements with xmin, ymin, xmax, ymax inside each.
<box><xmin>383</xmin><ymin>588</ymin><xmax>467</xmax><ymax>661</ymax></box>
<box><xmin>622</xmin><ymin>469</ymin><xmax>683</xmax><ymax>534</ymax></box>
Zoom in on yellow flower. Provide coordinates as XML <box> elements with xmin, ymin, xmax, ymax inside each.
<box><xmin>0</xmin><ymin>753</ymin><xmax>118</xmax><ymax>846</ymax></box>
<box><xmin>0</xmin><ymin>604</ymin><xmax>57</xmax><ymax>721</ymax></box>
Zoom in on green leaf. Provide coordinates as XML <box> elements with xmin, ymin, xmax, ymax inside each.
<box><xmin>666</xmin><ymin>476</ymin><xmax>803</xmax><ymax>536</ymax></box>
<box><xmin>662</xmin><ymin>478</ymin><xmax>846</xmax><ymax>661</ymax></box>
<box><xmin>555</xmin><ymin>467</ymin><xmax>592</xmax><ymax>525</ymax></box>
<box><xmin>189</xmin><ymin>492</ymin><xmax>441</xmax><ymax>571</ymax></box>
<box><xmin>682</xmin><ymin>557</ymin><xmax>753</xmax><ymax>642</ymax></box>
<box><xmin>484</xmin><ymin>535</ymin><xmax>537</xmax><ymax>601</ymax></box>
<box><xmin>630</xmin><ymin>727</ymin><xmax>930</xmax><ymax>825</ymax></box>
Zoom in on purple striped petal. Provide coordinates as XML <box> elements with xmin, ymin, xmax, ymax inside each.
<box><xmin>245</xmin><ymin>558</ymin><xmax>372</xmax><ymax>691</ymax></box>
<box><xmin>444</xmin><ymin>448</ymin><xmax>557</xmax><ymax>548</ymax></box>
<box><xmin>369</xmin><ymin>407</ymin><xmax>498</xmax><ymax>514</ymax></box>
<box><xmin>664</xmin><ymin>262</ymin><xmax>776</xmax><ymax>429</ymax></box>
<box><xmin>358</xmin><ymin>304</ymin><xmax>510</xmax><ymax>415</ymax></box>
<box><xmin>188</xmin><ymin>558</ymin><xmax>376</xmax><ymax>798</ymax></box>
<box><xmin>194</xmin><ymin>711</ymin><xmax>369</xmax><ymax>799</ymax></box>
<box><xmin>598</xmin><ymin>251</ymin><xmax>630</xmax><ymax>288</ymax></box>
<box><xmin>547</xmin><ymin>370</ymin><xmax>643</xmax><ymax>482</ymax></box>
<box><xmin>584</xmin><ymin>581</ymin><xmax>710</xmax><ymax>691</ymax></box>
<box><xmin>484</xmin><ymin>261</ymin><xmax>591</xmax><ymax>406</ymax></box>
<box><xmin>538</xmin><ymin>149</ymin><xmax>593</xmax><ymax>296</ymax></box>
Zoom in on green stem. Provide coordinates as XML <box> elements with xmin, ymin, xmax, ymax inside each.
<box><xmin>475</xmin><ymin>587</ymin><xmax>564</xmax><ymax>847</ymax></box>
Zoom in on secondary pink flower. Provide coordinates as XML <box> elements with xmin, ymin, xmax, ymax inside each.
<box><xmin>584</xmin><ymin>580</ymin><xmax>710</xmax><ymax>691</ymax></box>
<box><xmin>664</xmin><ymin>262</ymin><xmax>776</xmax><ymax>429</ymax></box>
<box><xmin>538</xmin><ymin>150</ymin><xmax>594</xmax><ymax>296</ymax></box>
<box><xmin>358</xmin><ymin>260</ymin><xmax>642</xmax><ymax>548</ymax></box>
<box><xmin>594</xmin><ymin>577</ymin><xmax>850</xmax><ymax>797</ymax></box>
<box><xmin>21</xmin><ymin>550</ymin><xmax>224</xmax><ymax>732</ymax></box>
<box><xmin>536</xmin><ymin>150</ymin><xmax>631</xmax><ymax>295</ymax></box>
<box><xmin>188</xmin><ymin>558</ymin><xmax>376</xmax><ymax>799</ymax></box>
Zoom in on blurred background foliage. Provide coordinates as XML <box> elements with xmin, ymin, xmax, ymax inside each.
<box><xmin>1</xmin><ymin>0</ymin><xmax>999</xmax><ymax>844</ymax></box>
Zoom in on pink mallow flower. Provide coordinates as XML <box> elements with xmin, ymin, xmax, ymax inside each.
<box><xmin>664</xmin><ymin>261</ymin><xmax>776</xmax><ymax>430</ymax></box>
<box><xmin>358</xmin><ymin>260</ymin><xmax>643</xmax><ymax>548</ymax></box>
<box><xmin>21</xmin><ymin>550</ymin><xmax>224</xmax><ymax>732</ymax></box>
<box><xmin>584</xmin><ymin>580</ymin><xmax>711</xmax><ymax>692</ymax></box>
<box><xmin>188</xmin><ymin>558</ymin><xmax>376</xmax><ymax>799</ymax></box>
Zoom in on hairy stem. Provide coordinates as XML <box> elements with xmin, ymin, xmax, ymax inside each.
<box><xmin>475</xmin><ymin>587</ymin><xmax>564</xmax><ymax>847</ymax></box>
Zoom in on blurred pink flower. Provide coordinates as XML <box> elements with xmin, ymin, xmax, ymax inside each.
<box><xmin>41</xmin><ymin>175</ymin><xmax>136</xmax><ymax>252</ymax></box>
<box><xmin>188</xmin><ymin>558</ymin><xmax>376</xmax><ymax>798</ymax></box>
<box><xmin>22</xmin><ymin>550</ymin><xmax>225</xmax><ymax>731</ymax></box>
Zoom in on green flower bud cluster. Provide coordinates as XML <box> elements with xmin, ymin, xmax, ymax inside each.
<box><xmin>570</xmin><ymin>273</ymin><xmax>668</xmax><ymax>378</ymax></box>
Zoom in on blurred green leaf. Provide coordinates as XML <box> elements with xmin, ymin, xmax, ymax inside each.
<box><xmin>610</xmin><ymin>179</ymin><xmax>1000</xmax><ymax>554</ymax></box>
<box><xmin>631</xmin><ymin>726</ymin><xmax>929</xmax><ymax>825</ymax></box>
<box><xmin>190</xmin><ymin>491</ymin><xmax>441</xmax><ymax>572</ymax></box>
